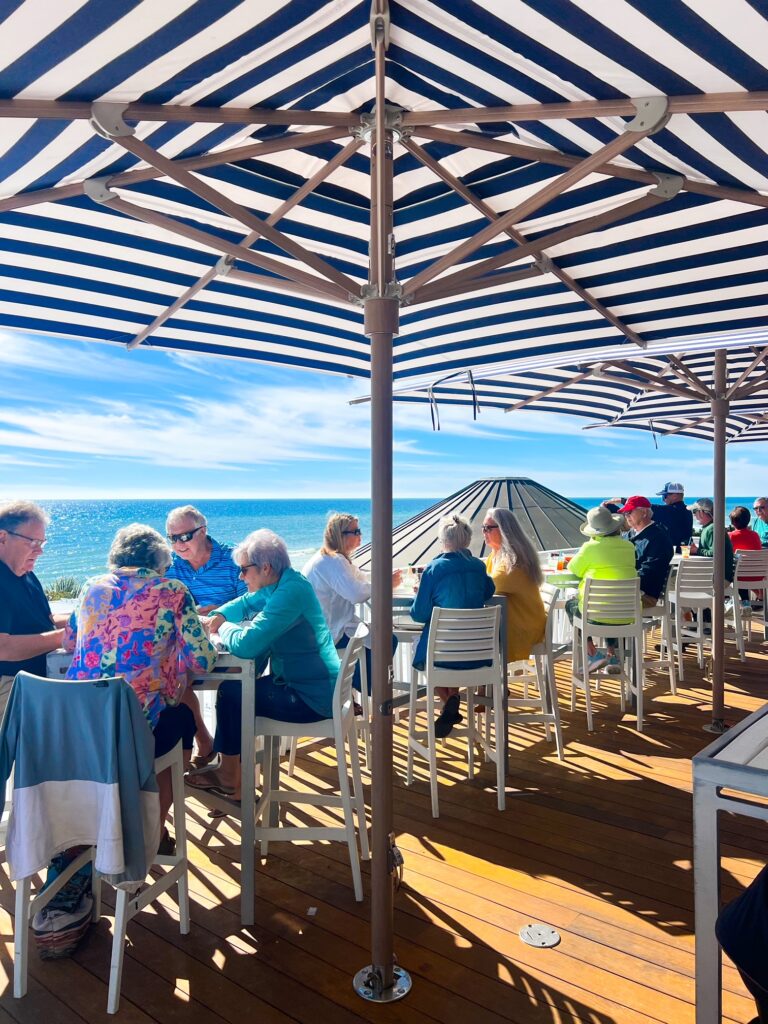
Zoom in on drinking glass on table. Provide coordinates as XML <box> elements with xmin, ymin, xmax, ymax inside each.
<box><xmin>680</xmin><ymin>543</ymin><xmax>691</xmax><ymax>558</ymax></box>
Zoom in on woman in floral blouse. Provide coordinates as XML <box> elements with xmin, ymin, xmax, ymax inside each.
<box><xmin>65</xmin><ymin>523</ymin><xmax>216</xmax><ymax>831</ymax></box>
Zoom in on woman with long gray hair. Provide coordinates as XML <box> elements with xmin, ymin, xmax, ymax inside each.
<box><xmin>410</xmin><ymin>514</ymin><xmax>494</xmax><ymax>737</ymax></box>
<box><xmin>482</xmin><ymin>507</ymin><xmax>546</xmax><ymax>663</ymax></box>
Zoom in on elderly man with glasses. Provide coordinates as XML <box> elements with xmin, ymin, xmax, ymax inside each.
<box><xmin>616</xmin><ymin>496</ymin><xmax>674</xmax><ymax>608</ymax></box>
<box><xmin>164</xmin><ymin>505</ymin><xmax>246</xmax><ymax>613</ymax></box>
<box><xmin>0</xmin><ymin>500</ymin><xmax>69</xmax><ymax>715</ymax></box>
<box><xmin>751</xmin><ymin>498</ymin><xmax>768</xmax><ymax>548</ymax></box>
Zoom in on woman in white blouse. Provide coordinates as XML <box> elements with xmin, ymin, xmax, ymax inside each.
<box><xmin>303</xmin><ymin>513</ymin><xmax>400</xmax><ymax>690</ymax></box>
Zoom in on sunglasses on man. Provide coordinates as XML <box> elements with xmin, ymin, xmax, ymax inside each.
<box><xmin>167</xmin><ymin>525</ymin><xmax>204</xmax><ymax>544</ymax></box>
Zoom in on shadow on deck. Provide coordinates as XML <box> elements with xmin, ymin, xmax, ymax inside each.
<box><xmin>1</xmin><ymin>631</ymin><xmax>767</xmax><ymax>1023</ymax></box>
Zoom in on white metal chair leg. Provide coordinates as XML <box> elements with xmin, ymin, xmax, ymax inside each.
<box><xmin>170</xmin><ymin>750</ymin><xmax>190</xmax><ymax>935</ymax></box>
<box><xmin>336</xmin><ymin>737</ymin><xmax>363</xmax><ymax>902</ymax></box>
<box><xmin>107</xmin><ymin>889</ymin><xmax>129</xmax><ymax>1014</ymax></box>
<box><xmin>467</xmin><ymin>688</ymin><xmax>475</xmax><ymax>779</ymax></box>
<box><xmin>348</xmin><ymin>724</ymin><xmax>369</xmax><ymax>860</ymax></box>
<box><xmin>493</xmin><ymin>681</ymin><xmax>506</xmax><ymax>811</ymax></box>
<box><xmin>427</xmin><ymin>689</ymin><xmax>439</xmax><ymax>818</ymax></box>
<box><xmin>13</xmin><ymin>877</ymin><xmax>31</xmax><ymax>999</ymax></box>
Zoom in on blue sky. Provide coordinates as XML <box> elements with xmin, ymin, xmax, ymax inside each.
<box><xmin>0</xmin><ymin>329</ymin><xmax>763</xmax><ymax>500</ymax></box>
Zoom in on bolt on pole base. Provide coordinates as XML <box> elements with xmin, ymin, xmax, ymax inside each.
<box><xmin>703</xmin><ymin>718</ymin><xmax>728</xmax><ymax>735</ymax></box>
<box><xmin>353</xmin><ymin>965</ymin><xmax>412</xmax><ymax>1003</ymax></box>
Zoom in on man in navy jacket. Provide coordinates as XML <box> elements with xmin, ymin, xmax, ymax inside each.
<box><xmin>618</xmin><ymin>496</ymin><xmax>674</xmax><ymax>606</ymax></box>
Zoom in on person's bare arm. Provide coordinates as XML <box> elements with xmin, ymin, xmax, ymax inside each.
<box><xmin>51</xmin><ymin>612</ymin><xmax>70</xmax><ymax>628</ymax></box>
<box><xmin>0</xmin><ymin>629</ymin><xmax>65</xmax><ymax>662</ymax></box>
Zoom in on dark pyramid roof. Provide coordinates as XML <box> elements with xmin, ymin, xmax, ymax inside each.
<box><xmin>355</xmin><ymin>478</ymin><xmax>588</xmax><ymax>570</ymax></box>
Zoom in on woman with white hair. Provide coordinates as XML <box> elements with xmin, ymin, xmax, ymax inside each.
<box><xmin>189</xmin><ymin>529</ymin><xmax>339</xmax><ymax>800</ymax></box>
<box><xmin>65</xmin><ymin>524</ymin><xmax>216</xmax><ymax>839</ymax></box>
<box><xmin>482</xmin><ymin>507</ymin><xmax>546</xmax><ymax>663</ymax></box>
<box><xmin>410</xmin><ymin>514</ymin><xmax>494</xmax><ymax>737</ymax></box>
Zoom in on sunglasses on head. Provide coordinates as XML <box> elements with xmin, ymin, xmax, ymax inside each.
<box><xmin>168</xmin><ymin>525</ymin><xmax>204</xmax><ymax>544</ymax></box>
<box><xmin>342</xmin><ymin>528</ymin><xmax>362</xmax><ymax>536</ymax></box>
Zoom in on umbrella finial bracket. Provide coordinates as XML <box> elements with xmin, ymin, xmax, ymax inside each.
<box><xmin>83</xmin><ymin>178</ymin><xmax>117</xmax><ymax>206</ymax></box>
<box><xmin>651</xmin><ymin>172</ymin><xmax>684</xmax><ymax>200</ymax></box>
<box><xmin>625</xmin><ymin>96</ymin><xmax>670</xmax><ymax>135</ymax></box>
<box><xmin>90</xmin><ymin>102</ymin><xmax>134</xmax><ymax>140</ymax></box>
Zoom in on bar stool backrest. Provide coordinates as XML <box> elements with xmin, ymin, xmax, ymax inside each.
<box><xmin>425</xmin><ymin>605</ymin><xmax>501</xmax><ymax>688</ymax></box>
<box><xmin>734</xmin><ymin>550</ymin><xmax>768</xmax><ymax>586</ymax></box>
<box><xmin>333</xmin><ymin>623</ymin><xmax>367</xmax><ymax>725</ymax></box>
<box><xmin>675</xmin><ymin>557</ymin><xmax>715</xmax><ymax>596</ymax></box>
<box><xmin>582</xmin><ymin>577</ymin><xmax>641</xmax><ymax>627</ymax></box>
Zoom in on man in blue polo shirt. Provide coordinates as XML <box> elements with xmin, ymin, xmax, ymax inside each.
<box><xmin>165</xmin><ymin>505</ymin><xmax>245</xmax><ymax>612</ymax></box>
<box><xmin>164</xmin><ymin>505</ymin><xmax>246</xmax><ymax>767</ymax></box>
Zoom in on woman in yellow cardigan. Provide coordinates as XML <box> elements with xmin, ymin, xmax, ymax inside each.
<box><xmin>483</xmin><ymin>507</ymin><xmax>546</xmax><ymax>663</ymax></box>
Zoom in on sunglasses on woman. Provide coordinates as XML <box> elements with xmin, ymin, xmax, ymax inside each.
<box><xmin>342</xmin><ymin>528</ymin><xmax>362</xmax><ymax>536</ymax></box>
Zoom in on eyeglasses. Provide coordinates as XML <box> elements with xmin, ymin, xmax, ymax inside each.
<box><xmin>238</xmin><ymin>563</ymin><xmax>258</xmax><ymax>576</ymax></box>
<box><xmin>5</xmin><ymin>529</ymin><xmax>46</xmax><ymax>550</ymax></box>
<box><xmin>167</xmin><ymin>525</ymin><xmax>204</xmax><ymax>544</ymax></box>
<box><xmin>481</xmin><ymin>524</ymin><xmax>499</xmax><ymax>533</ymax></box>
<box><xmin>342</xmin><ymin>529</ymin><xmax>362</xmax><ymax>536</ymax></box>
<box><xmin>754</xmin><ymin>505</ymin><xmax>767</xmax><ymax>511</ymax></box>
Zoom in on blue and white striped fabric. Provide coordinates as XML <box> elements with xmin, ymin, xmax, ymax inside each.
<box><xmin>0</xmin><ymin>1</ymin><xmax>766</xmax><ymax>380</ymax></box>
<box><xmin>387</xmin><ymin>340</ymin><xmax>768</xmax><ymax>445</ymax></box>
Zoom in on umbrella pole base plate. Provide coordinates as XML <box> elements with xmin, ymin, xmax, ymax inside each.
<box><xmin>353</xmin><ymin>965</ymin><xmax>412</xmax><ymax>1002</ymax></box>
<box><xmin>703</xmin><ymin>718</ymin><xmax>728</xmax><ymax>735</ymax></box>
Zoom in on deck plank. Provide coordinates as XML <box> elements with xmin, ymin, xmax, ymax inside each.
<box><xmin>0</xmin><ymin>629</ymin><xmax>766</xmax><ymax>1022</ymax></box>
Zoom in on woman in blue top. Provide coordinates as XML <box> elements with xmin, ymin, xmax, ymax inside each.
<box><xmin>411</xmin><ymin>514</ymin><xmax>495</xmax><ymax>737</ymax></box>
<box><xmin>188</xmin><ymin>529</ymin><xmax>339</xmax><ymax>801</ymax></box>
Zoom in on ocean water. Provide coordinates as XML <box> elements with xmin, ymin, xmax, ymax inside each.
<box><xmin>31</xmin><ymin>495</ymin><xmax>755</xmax><ymax>585</ymax></box>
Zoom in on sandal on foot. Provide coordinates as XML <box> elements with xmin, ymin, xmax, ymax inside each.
<box><xmin>185</xmin><ymin>770</ymin><xmax>236</xmax><ymax>795</ymax></box>
<box><xmin>189</xmin><ymin>750</ymin><xmax>219</xmax><ymax>771</ymax></box>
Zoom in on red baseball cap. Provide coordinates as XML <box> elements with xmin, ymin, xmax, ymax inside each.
<box><xmin>617</xmin><ymin>495</ymin><xmax>651</xmax><ymax>513</ymax></box>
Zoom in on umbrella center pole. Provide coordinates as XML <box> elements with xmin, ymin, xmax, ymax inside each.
<box><xmin>355</xmin><ymin>2</ymin><xmax>411</xmax><ymax>1002</ymax></box>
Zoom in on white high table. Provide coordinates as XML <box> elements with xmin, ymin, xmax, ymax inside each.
<box><xmin>46</xmin><ymin>648</ymin><xmax>259</xmax><ymax>926</ymax></box>
<box><xmin>693</xmin><ymin>702</ymin><xmax>768</xmax><ymax>1023</ymax></box>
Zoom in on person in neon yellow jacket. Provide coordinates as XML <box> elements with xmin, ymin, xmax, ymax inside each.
<box><xmin>566</xmin><ymin>506</ymin><xmax>637</xmax><ymax>673</ymax></box>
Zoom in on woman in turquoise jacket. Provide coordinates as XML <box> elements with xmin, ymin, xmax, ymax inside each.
<box><xmin>188</xmin><ymin>529</ymin><xmax>339</xmax><ymax>800</ymax></box>
<box><xmin>410</xmin><ymin>514</ymin><xmax>495</xmax><ymax>737</ymax></box>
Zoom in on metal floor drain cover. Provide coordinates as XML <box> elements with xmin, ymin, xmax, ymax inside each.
<box><xmin>519</xmin><ymin>924</ymin><xmax>561</xmax><ymax>948</ymax></box>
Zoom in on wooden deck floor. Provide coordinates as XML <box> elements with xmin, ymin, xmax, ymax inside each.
<box><xmin>1</xmin><ymin>632</ymin><xmax>767</xmax><ymax>1023</ymax></box>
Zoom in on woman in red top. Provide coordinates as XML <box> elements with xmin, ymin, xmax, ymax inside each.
<box><xmin>729</xmin><ymin>506</ymin><xmax>762</xmax><ymax>603</ymax></box>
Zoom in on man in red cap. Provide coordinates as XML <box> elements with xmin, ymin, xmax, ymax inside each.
<box><xmin>617</xmin><ymin>496</ymin><xmax>674</xmax><ymax>608</ymax></box>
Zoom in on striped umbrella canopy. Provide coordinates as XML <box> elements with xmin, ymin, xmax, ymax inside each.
<box><xmin>355</xmin><ymin>477</ymin><xmax>587</xmax><ymax>570</ymax></box>
<box><xmin>384</xmin><ymin>338</ymin><xmax>768</xmax><ymax>444</ymax></box>
<box><xmin>0</xmin><ymin>2</ymin><xmax>766</xmax><ymax>379</ymax></box>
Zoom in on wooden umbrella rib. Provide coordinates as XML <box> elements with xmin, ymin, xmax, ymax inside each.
<box><xmin>128</xmin><ymin>137</ymin><xmax>363</xmax><ymax>348</ymax></box>
<box><xmin>0</xmin><ymin>127</ymin><xmax>349</xmax><ymax>215</ymax></box>
<box><xmin>406</xmin><ymin>266</ymin><xmax>543</xmax><ymax>306</ymax></box>
<box><xmin>114</xmin><ymin>134</ymin><xmax>361</xmax><ymax>299</ymax></box>
<box><xmin>503</xmin><ymin>370</ymin><xmax>593</xmax><ymax>411</ymax></box>
<box><xmin>410</xmin><ymin>192</ymin><xmax>664</xmax><ymax>303</ymax></box>
<box><xmin>399</xmin><ymin>138</ymin><xmax>648</xmax><ymax>348</ymax></box>
<box><xmin>402</xmin><ymin>127</ymin><xmax>651</xmax><ymax>298</ymax></box>
<box><xmin>0</xmin><ymin>98</ymin><xmax>353</xmax><ymax>125</ymax></box>
<box><xmin>600</xmin><ymin>359</ymin><xmax>705</xmax><ymax>403</ymax></box>
<box><xmin>726</xmin><ymin>344</ymin><xmax>768</xmax><ymax>398</ymax></box>
<box><xmin>665</xmin><ymin>354</ymin><xmax>714</xmax><ymax>398</ymax></box>
<box><xmin>412</xmin><ymin>127</ymin><xmax>768</xmax><ymax>210</ymax></box>
<box><xmin>401</xmin><ymin>91</ymin><xmax>768</xmax><ymax>126</ymax></box>
<box><xmin>105</xmin><ymin>193</ymin><xmax>351</xmax><ymax>302</ymax></box>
